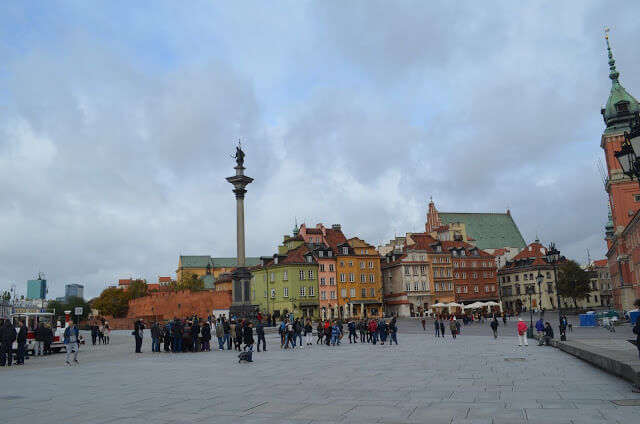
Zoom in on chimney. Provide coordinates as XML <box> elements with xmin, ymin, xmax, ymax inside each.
<box><xmin>332</xmin><ymin>224</ymin><xmax>341</xmax><ymax>230</ymax></box>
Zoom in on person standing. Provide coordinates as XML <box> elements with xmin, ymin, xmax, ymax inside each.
<box><xmin>368</xmin><ymin>319</ymin><xmax>378</xmax><ymax>344</ymax></box>
<box><xmin>389</xmin><ymin>317</ymin><xmax>398</xmax><ymax>345</ymax></box>
<box><xmin>16</xmin><ymin>320</ymin><xmax>27</xmax><ymax>365</ymax></box>
<box><xmin>35</xmin><ymin>322</ymin><xmax>45</xmax><ymax>356</ymax></box>
<box><xmin>44</xmin><ymin>323</ymin><xmax>53</xmax><ymax>355</ymax></box>
<box><xmin>421</xmin><ymin>318</ymin><xmax>426</xmax><ymax>331</ymax></box>
<box><xmin>256</xmin><ymin>320</ymin><xmax>266</xmax><ymax>352</ymax></box>
<box><xmin>378</xmin><ymin>319</ymin><xmax>388</xmax><ymax>345</ymax></box>
<box><xmin>303</xmin><ymin>319</ymin><xmax>313</xmax><ymax>347</ymax></box>
<box><xmin>502</xmin><ymin>314</ymin><xmax>507</xmax><ymax>326</ymax></box>
<box><xmin>359</xmin><ymin>320</ymin><xmax>366</xmax><ymax>342</ymax></box>
<box><xmin>324</xmin><ymin>320</ymin><xmax>332</xmax><ymax>346</ymax></box>
<box><xmin>434</xmin><ymin>318</ymin><xmax>440</xmax><ymax>337</ymax></box>
<box><xmin>316</xmin><ymin>320</ymin><xmax>324</xmax><ymax>344</ymax></box>
<box><xmin>103</xmin><ymin>322</ymin><xmax>110</xmax><ymax>345</ymax></box>
<box><xmin>64</xmin><ymin>320</ymin><xmax>80</xmax><ymax>365</ymax></box>
<box><xmin>201</xmin><ymin>321</ymin><xmax>211</xmax><ymax>351</ymax></box>
<box><xmin>535</xmin><ymin>318</ymin><xmax>544</xmax><ymax>340</ymax></box>
<box><xmin>171</xmin><ymin>318</ymin><xmax>183</xmax><ymax>353</ymax></box>
<box><xmin>235</xmin><ymin>320</ymin><xmax>243</xmax><ymax>351</ymax></box>
<box><xmin>134</xmin><ymin>319</ymin><xmax>144</xmax><ymax>353</ymax></box>
<box><xmin>190</xmin><ymin>321</ymin><xmax>200</xmax><ymax>352</ymax></box>
<box><xmin>243</xmin><ymin>321</ymin><xmax>254</xmax><ymax>352</ymax></box>
<box><xmin>331</xmin><ymin>321</ymin><xmax>340</xmax><ymax>346</ymax></box>
<box><xmin>215</xmin><ymin>319</ymin><xmax>225</xmax><ymax>350</ymax></box>
<box><xmin>150</xmin><ymin>321</ymin><xmax>161</xmax><ymax>353</ymax></box>
<box><xmin>517</xmin><ymin>318</ymin><xmax>528</xmax><ymax>346</ymax></box>
<box><xmin>0</xmin><ymin>319</ymin><xmax>16</xmax><ymax>366</ymax></box>
<box><xmin>294</xmin><ymin>319</ymin><xmax>303</xmax><ymax>348</ymax></box>
<box><xmin>223</xmin><ymin>319</ymin><xmax>231</xmax><ymax>350</ymax></box>
<box><xmin>439</xmin><ymin>319</ymin><xmax>445</xmax><ymax>338</ymax></box>
<box><xmin>90</xmin><ymin>322</ymin><xmax>98</xmax><ymax>346</ymax></box>
<box><xmin>490</xmin><ymin>317</ymin><xmax>499</xmax><ymax>339</ymax></box>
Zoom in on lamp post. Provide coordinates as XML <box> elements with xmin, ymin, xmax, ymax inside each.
<box><xmin>526</xmin><ymin>286</ymin><xmax>534</xmax><ymax>337</ymax></box>
<box><xmin>614</xmin><ymin>112</ymin><xmax>640</xmax><ymax>186</ymax></box>
<box><xmin>536</xmin><ymin>271</ymin><xmax>544</xmax><ymax>316</ymax></box>
<box><xmin>545</xmin><ymin>243</ymin><xmax>562</xmax><ymax>325</ymax></box>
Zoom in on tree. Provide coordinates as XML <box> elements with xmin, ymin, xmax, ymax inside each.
<box><xmin>128</xmin><ymin>279</ymin><xmax>148</xmax><ymax>299</ymax></box>
<box><xmin>46</xmin><ymin>297</ymin><xmax>91</xmax><ymax>324</ymax></box>
<box><xmin>557</xmin><ymin>260</ymin><xmax>591</xmax><ymax>308</ymax></box>
<box><xmin>92</xmin><ymin>287</ymin><xmax>131</xmax><ymax>318</ymax></box>
<box><xmin>1</xmin><ymin>291</ymin><xmax>10</xmax><ymax>301</ymax></box>
<box><xmin>176</xmin><ymin>273</ymin><xmax>204</xmax><ymax>292</ymax></box>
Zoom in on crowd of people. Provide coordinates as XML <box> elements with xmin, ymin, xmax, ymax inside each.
<box><xmin>88</xmin><ymin>320</ymin><xmax>111</xmax><ymax>346</ymax></box>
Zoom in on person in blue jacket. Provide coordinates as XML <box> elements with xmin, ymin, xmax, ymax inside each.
<box><xmin>535</xmin><ymin>318</ymin><xmax>544</xmax><ymax>340</ymax></box>
<box><xmin>64</xmin><ymin>320</ymin><xmax>80</xmax><ymax>365</ymax></box>
<box><xmin>378</xmin><ymin>319</ymin><xmax>388</xmax><ymax>345</ymax></box>
<box><xmin>331</xmin><ymin>321</ymin><xmax>341</xmax><ymax>346</ymax></box>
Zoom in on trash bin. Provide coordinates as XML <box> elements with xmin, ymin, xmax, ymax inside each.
<box><xmin>527</xmin><ymin>327</ymin><xmax>533</xmax><ymax>339</ymax></box>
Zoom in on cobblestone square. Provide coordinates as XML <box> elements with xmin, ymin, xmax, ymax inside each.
<box><xmin>2</xmin><ymin>321</ymin><xmax>639</xmax><ymax>424</ymax></box>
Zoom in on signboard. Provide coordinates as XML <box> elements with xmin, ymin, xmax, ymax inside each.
<box><xmin>74</xmin><ymin>307</ymin><xmax>83</xmax><ymax>316</ymax></box>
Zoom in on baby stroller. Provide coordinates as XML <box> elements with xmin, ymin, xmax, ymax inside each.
<box><xmin>238</xmin><ymin>350</ymin><xmax>253</xmax><ymax>363</ymax></box>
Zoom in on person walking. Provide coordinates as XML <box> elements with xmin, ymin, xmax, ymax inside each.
<box><xmin>16</xmin><ymin>320</ymin><xmax>27</xmax><ymax>365</ymax></box>
<box><xmin>256</xmin><ymin>320</ymin><xmax>266</xmax><ymax>352</ymax></box>
<box><xmin>34</xmin><ymin>321</ymin><xmax>45</xmax><ymax>356</ymax></box>
<box><xmin>421</xmin><ymin>318</ymin><xmax>426</xmax><ymax>331</ymax></box>
<box><xmin>171</xmin><ymin>318</ymin><xmax>183</xmax><ymax>353</ymax></box>
<box><xmin>359</xmin><ymin>320</ymin><xmax>366</xmax><ymax>342</ymax></box>
<box><xmin>151</xmin><ymin>321</ymin><xmax>161</xmax><ymax>353</ymax></box>
<box><xmin>490</xmin><ymin>317</ymin><xmax>499</xmax><ymax>339</ymax></box>
<box><xmin>348</xmin><ymin>320</ymin><xmax>357</xmax><ymax>344</ymax></box>
<box><xmin>294</xmin><ymin>318</ymin><xmax>303</xmax><ymax>348</ymax></box>
<box><xmin>190</xmin><ymin>320</ymin><xmax>200</xmax><ymax>352</ymax></box>
<box><xmin>134</xmin><ymin>319</ymin><xmax>144</xmax><ymax>353</ymax></box>
<box><xmin>64</xmin><ymin>320</ymin><xmax>80</xmax><ymax>365</ymax></box>
<box><xmin>439</xmin><ymin>319</ymin><xmax>445</xmax><ymax>338</ymax></box>
<box><xmin>324</xmin><ymin>320</ymin><xmax>332</xmax><ymax>346</ymax></box>
<box><xmin>234</xmin><ymin>320</ymin><xmax>243</xmax><ymax>351</ymax></box>
<box><xmin>243</xmin><ymin>321</ymin><xmax>254</xmax><ymax>352</ymax></box>
<box><xmin>103</xmin><ymin>322</ymin><xmax>110</xmax><ymax>345</ymax></box>
<box><xmin>449</xmin><ymin>318</ymin><xmax>457</xmax><ymax>339</ymax></box>
<box><xmin>434</xmin><ymin>318</ymin><xmax>440</xmax><ymax>337</ymax></box>
<box><xmin>303</xmin><ymin>319</ymin><xmax>313</xmax><ymax>347</ymax></box>
<box><xmin>517</xmin><ymin>318</ymin><xmax>528</xmax><ymax>346</ymax></box>
<box><xmin>90</xmin><ymin>322</ymin><xmax>98</xmax><ymax>346</ymax></box>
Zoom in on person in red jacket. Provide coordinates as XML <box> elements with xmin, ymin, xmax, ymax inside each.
<box><xmin>517</xmin><ymin>318</ymin><xmax>528</xmax><ymax>346</ymax></box>
<box><xmin>368</xmin><ymin>319</ymin><xmax>378</xmax><ymax>344</ymax></box>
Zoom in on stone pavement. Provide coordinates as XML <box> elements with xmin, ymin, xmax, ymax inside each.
<box><xmin>2</xmin><ymin>325</ymin><xmax>640</xmax><ymax>424</ymax></box>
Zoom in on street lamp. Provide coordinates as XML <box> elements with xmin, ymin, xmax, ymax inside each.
<box><xmin>545</xmin><ymin>243</ymin><xmax>562</xmax><ymax>325</ymax></box>
<box><xmin>614</xmin><ymin>112</ymin><xmax>640</xmax><ymax>186</ymax></box>
<box><xmin>536</xmin><ymin>271</ymin><xmax>544</xmax><ymax>316</ymax></box>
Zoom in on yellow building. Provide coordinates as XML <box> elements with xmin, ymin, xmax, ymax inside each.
<box><xmin>176</xmin><ymin>256</ymin><xmax>261</xmax><ymax>281</ymax></box>
<box><xmin>334</xmin><ymin>237</ymin><xmax>383</xmax><ymax>318</ymax></box>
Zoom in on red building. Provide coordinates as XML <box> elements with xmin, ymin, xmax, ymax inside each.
<box><xmin>443</xmin><ymin>241</ymin><xmax>498</xmax><ymax>304</ymax></box>
<box><xmin>600</xmin><ymin>33</ymin><xmax>640</xmax><ymax>311</ymax></box>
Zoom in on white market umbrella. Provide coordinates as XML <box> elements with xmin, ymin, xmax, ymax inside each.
<box><xmin>432</xmin><ymin>303</ymin><xmax>448</xmax><ymax>308</ymax></box>
<box><xmin>485</xmin><ymin>301</ymin><xmax>500</xmax><ymax>306</ymax></box>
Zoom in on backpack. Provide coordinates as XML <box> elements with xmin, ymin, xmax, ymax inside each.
<box><xmin>279</xmin><ymin>322</ymin><xmax>286</xmax><ymax>334</ymax></box>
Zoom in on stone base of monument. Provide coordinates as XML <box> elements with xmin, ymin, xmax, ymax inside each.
<box><xmin>229</xmin><ymin>304</ymin><xmax>259</xmax><ymax>320</ymax></box>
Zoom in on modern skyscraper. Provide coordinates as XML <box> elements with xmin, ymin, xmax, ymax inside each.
<box><xmin>27</xmin><ymin>278</ymin><xmax>47</xmax><ymax>300</ymax></box>
<box><xmin>65</xmin><ymin>284</ymin><xmax>84</xmax><ymax>300</ymax></box>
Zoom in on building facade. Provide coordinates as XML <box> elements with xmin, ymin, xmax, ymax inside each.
<box><xmin>176</xmin><ymin>256</ymin><xmax>261</xmax><ymax>282</ymax></box>
<box><xmin>27</xmin><ymin>278</ymin><xmax>47</xmax><ymax>300</ymax></box>
<box><xmin>600</xmin><ymin>33</ymin><xmax>640</xmax><ymax>312</ymax></box>
<box><xmin>498</xmin><ymin>241</ymin><xmax>563</xmax><ymax>313</ymax></box>
<box><xmin>593</xmin><ymin>259</ymin><xmax>613</xmax><ymax>307</ymax></box>
<box><xmin>444</xmin><ymin>241</ymin><xmax>498</xmax><ymax>304</ymax></box>
<box><xmin>65</xmin><ymin>284</ymin><xmax>84</xmax><ymax>299</ymax></box>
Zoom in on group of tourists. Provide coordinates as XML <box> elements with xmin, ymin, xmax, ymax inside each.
<box><xmin>132</xmin><ymin>314</ymin><xmax>261</xmax><ymax>356</ymax></box>
<box><xmin>88</xmin><ymin>320</ymin><xmax>111</xmax><ymax>346</ymax></box>
<box><xmin>0</xmin><ymin>319</ymin><xmax>27</xmax><ymax>366</ymax></box>
<box><xmin>432</xmin><ymin>317</ymin><xmax>462</xmax><ymax>338</ymax></box>
<box><xmin>278</xmin><ymin>317</ymin><xmax>399</xmax><ymax>348</ymax></box>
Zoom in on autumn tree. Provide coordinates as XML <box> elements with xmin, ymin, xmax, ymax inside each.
<box><xmin>176</xmin><ymin>273</ymin><xmax>204</xmax><ymax>292</ymax></box>
<box><xmin>557</xmin><ymin>260</ymin><xmax>591</xmax><ymax>309</ymax></box>
<box><xmin>128</xmin><ymin>279</ymin><xmax>148</xmax><ymax>299</ymax></box>
<box><xmin>92</xmin><ymin>287</ymin><xmax>131</xmax><ymax>318</ymax></box>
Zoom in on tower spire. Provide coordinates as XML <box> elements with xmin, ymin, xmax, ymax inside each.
<box><xmin>605</xmin><ymin>28</ymin><xmax>620</xmax><ymax>83</ymax></box>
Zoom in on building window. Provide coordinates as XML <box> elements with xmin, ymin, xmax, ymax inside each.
<box><xmin>270</xmin><ymin>272</ymin><xmax>275</xmax><ymax>282</ymax></box>
<box><xmin>300</xmin><ymin>286</ymin><xmax>306</xmax><ymax>296</ymax></box>
<box><xmin>318</xmin><ymin>251</ymin><xmax>324</xmax><ymax>258</ymax></box>
<box><xmin>299</xmin><ymin>270</ymin><xmax>305</xmax><ymax>280</ymax></box>
<box><xmin>308</xmin><ymin>270</ymin><xmax>314</xmax><ymax>280</ymax></box>
<box><xmin>448</xmin><ymin>282</ymin><xmax>453</xmax><ymax>291</ymax></box>
<box><xmin>422</xmin><ymin>282</ymin><xmax>427</xmax><ymax>291</ymax></box>
<box><xmin>283</xmin><ymin>287</ymin><xmax>289</xmax><ymax>297</ymax></box>
<box><xmin>405</xmin><ymin>267</ymin><xmax>411</xmax><ymax>276</ymax></box>
<box><xmin>321</xmin><ymin>291</ymin><xmax>327</xmax><ymax>300</ymax></box>
<box><xmin>319</xmin><ymin>264</ymin><xmax>325</xmax><ymax>272</ymax></box>
<box><xmin>360</xmin><ymin>274</ymin><xmax>366</xmax><ymax>283</ymax></box>
<box><xmin>456</xmin><ymin>286</ymin><xmax>461</xmax><ymax>293</ymax></box>
<box><xmin>474</xmin><ymin>285</ymin><xmax>479</xmax><ymax>293</ymax></box>
<box><xmin>307</xmin><ymin>256</ymin><xmax>313</xmax><ymax>263</ymax></box>
<box><xmin>339</xmin><ymin>261</ymin><xmax>344</xmax><ymax>267</ymax></box>
<box><xmin>440</xmin><ymin>269</ymin><xmax>444</xmax><ymax>277</ymax></box>
<box><xmin>329</xmin><ymin>264</ymin><xmax>335</xmax><ymax>272</ymax></box>
<box><xmin>263</xmin><ymin>290</ymin><xmax>267</xmax><ymax>298</ymax></box>
<box><xmin>341</xmin><ymin>288</ymin><xmax>347</xmax><ymax>298</ymax></box>
<box><xmin>271</xmin><ymin>288</ymin><xmax>276</xmax><ymax>298</ymax></box>
<box><xmin>435</xmin><ymin>284</ymin><xmax>440</xmax><ymax>292</ymax></box>
<box><xmin>340</xmin><ymin>273</ymin><xmax>346</xmax><ymax>283</ymax></box>
<box><xmin>455</xmin><ymin>273</ymin><xmax>459</xmax><ymax>279</ymax></box>
<box><xmin>369</xmin><ymin>261</ymin><xmax>374</xmax><ymax>269</ymax></box>
<box><xmin>309</xmin><ymin>286</ymin><xmax>315</xmax><ymax>296</ymax></box>
<box><xmin>370</xmin><ymin>288</ymin><xmax>375</xmax><ymax>297</ymax></box>
<box><xmin>485</xmin><ymin>285</ymin><xmax>489</xmax><ymax>292</ymax></box>
<box><xmin>360</xmin><ymin>261</ymin><xmax>365</xmax><ymax>269</ymax></box>
<box><xmin>420</xmin><ymin>265</ymin><xmax>426</xmax><ymax>274</ymax></box>
<box><xmin>283</xmin><ymin>270</ymin><xmax>288</xmax><ymax>281</ymax></box>
<box><xmin>406</xmin><ymin>283</ymin><xmax>411</xmax><ymax>291</ymax></box>
<box><xmin>330</xmin><ymin>291</ymin><xmax>336</xmax><ymax>299</ymax></box>
<box><xmin>462</xmin><ymin>273</ymin><xmax>466</xmax><ymax>279</ymax></box>
<box><xmin>328</xmin><ymin>251</ymin><xmax>333</xmax><ymax>257</ymax></box>
<box><xmin>447</xmin><ymin>269</ymin><xmax>451</xmax><ymax>277</ymax></box>
<box><xmin>330</xmin><ymin>277</ymin><xmax>335</xmax><ymax>285</ymax></box>
<box><xmin>362</xmin><ymin>287</ymin><xmax>367</xmax><ymax>297</ymax></box>
<box><xmin>369</xmin><ymin>274</ymin><xmax>375</xmax><ymax>283</ymax></box>
<box><xmin>463</xmin><ymin>286</ymin><xmax>468</xmax><ymax>293</ymax></box>
<box><xmin>348</xmin><ymin>261</ymin><xmax>353</xmax><ymax>267</ymax></box>
<box><xmin>491</xmin><ymin>285</ymin><xmax>495</xmax><ymax>292</ymax></box>
<box><xmin>414</xmin><ymin>283</ymin><xmax>419</xmax><ymax>291</ymax></box>
<box><xmin>524</xmin><ymin>274</ymin><xmax>528</xmax><ymax>281</ymax></box>
<box><xmin>350</xmin><ymin>288</ymin><xmax>355</xmax><ymax>297</ymax></box>
<box><xmin>320</xmin><ymin>277</ymin><xmax>326</xmax><ymax>286</ymax></box>
<box><xmin>342</xmin><ymin>247</ymin><xmax>349</xmax><ymax>255</ymax></box>
<box><xmin>349</xmin><ymin>273</ymin><xmax>355</xmax><ymax>282</ymax></box>
<box><xmin>433</xmin><ymin>269</ymin><xmax>438</xmax><ymax>278</ymax></box>
<box><xmin>472</xmin><ymin>272</ymin><xmax>477</xmax><ymax>279</ymax></box>
<box><xmin>413</xmin><ymin>266</ymin><xmax>418</xmax><ymax>275</ymax></box>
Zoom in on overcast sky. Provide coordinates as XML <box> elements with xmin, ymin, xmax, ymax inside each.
<box><xmin>2</xmin><ymin>1</ymin><xmax>639</xmax><ymax>299</ymax></box>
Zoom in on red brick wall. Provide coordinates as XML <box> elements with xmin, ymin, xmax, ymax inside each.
<box><xmin>127</xmin><ymin>290</ymin><xmax>232</xmax><ymax>321</ymax></box>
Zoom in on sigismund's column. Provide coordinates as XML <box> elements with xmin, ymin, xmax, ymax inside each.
<box><xmin>226</xmin><ymin>144</ymin><xmax>254</xmax><ymax>318</ymax></box>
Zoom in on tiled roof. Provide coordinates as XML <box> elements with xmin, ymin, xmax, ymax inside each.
<box><xmin>179</xmin><ymin>256</ymin><xmax>213</xmax><ymax>268</ymax></box>
<box><xmin>281</xmin><ymin>244</ymin><xmax>315</xmax><ymax>265</ymax></box>
<box><xmin>158</xmin><ymin>276</ymin><xmax>171</xmax><ymax>283</ymax></box>
<box><xmin>408</xmin><ymin>233</ymin><xmax>438</xmax><ymax>251</ymax></box>
<box><xmin>306</xmin><ymin>228</ymin><xmax>323</xmax><ymax>234</ymax></box>
<box><xmin>438</xmin><ymin>212</ymin><xmax>526</xmax><ymax>250</ymax></box>
<box><xmin>381</xmin><ymin>252</ymin><xmax>408</xmax><ymax>267</ymax></box>
<box><xmin>440</xmin><ymin>240</ymin><xmax>494</xmax><ymax>258</ymax></box>
<box><xmin>325</xmin><ymin>228</ymin><xmax>348</xmax><ymax>251</ymax></box>
<box><xmin>512</xmin><ymin>242</ymin><xmax>546</xmax><ymax>261</ymax></box>
<box><xmin>593</xmin><ymin>259</ymin><xmax>608</xmax><ymax>267</ymax></box>
<box><xmin>212</xmin><ymin>257</ymin><xmax>261</xmax><ymax>267</ymax></box>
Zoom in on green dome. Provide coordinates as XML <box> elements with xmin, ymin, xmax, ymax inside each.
<box><xmin>602</xmin><ymin>35</ymin><xmax>640</xmax><ymax>130</ymax></box>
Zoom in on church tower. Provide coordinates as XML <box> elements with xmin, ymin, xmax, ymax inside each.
<box><xmin>601</xmin><ymin>31</ymin><xmax>640</xmax><ymax>235</ymax></box>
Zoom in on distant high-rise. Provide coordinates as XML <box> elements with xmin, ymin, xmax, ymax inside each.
<box><xmin>65</xmin><ymin>284</ymin><xmax>84</xmax><ymax>300</ymax></box>
<box><xmin>27</xmin><ymin>278</ymin><xmax>47</xmax><ymax>300</ymax></box>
